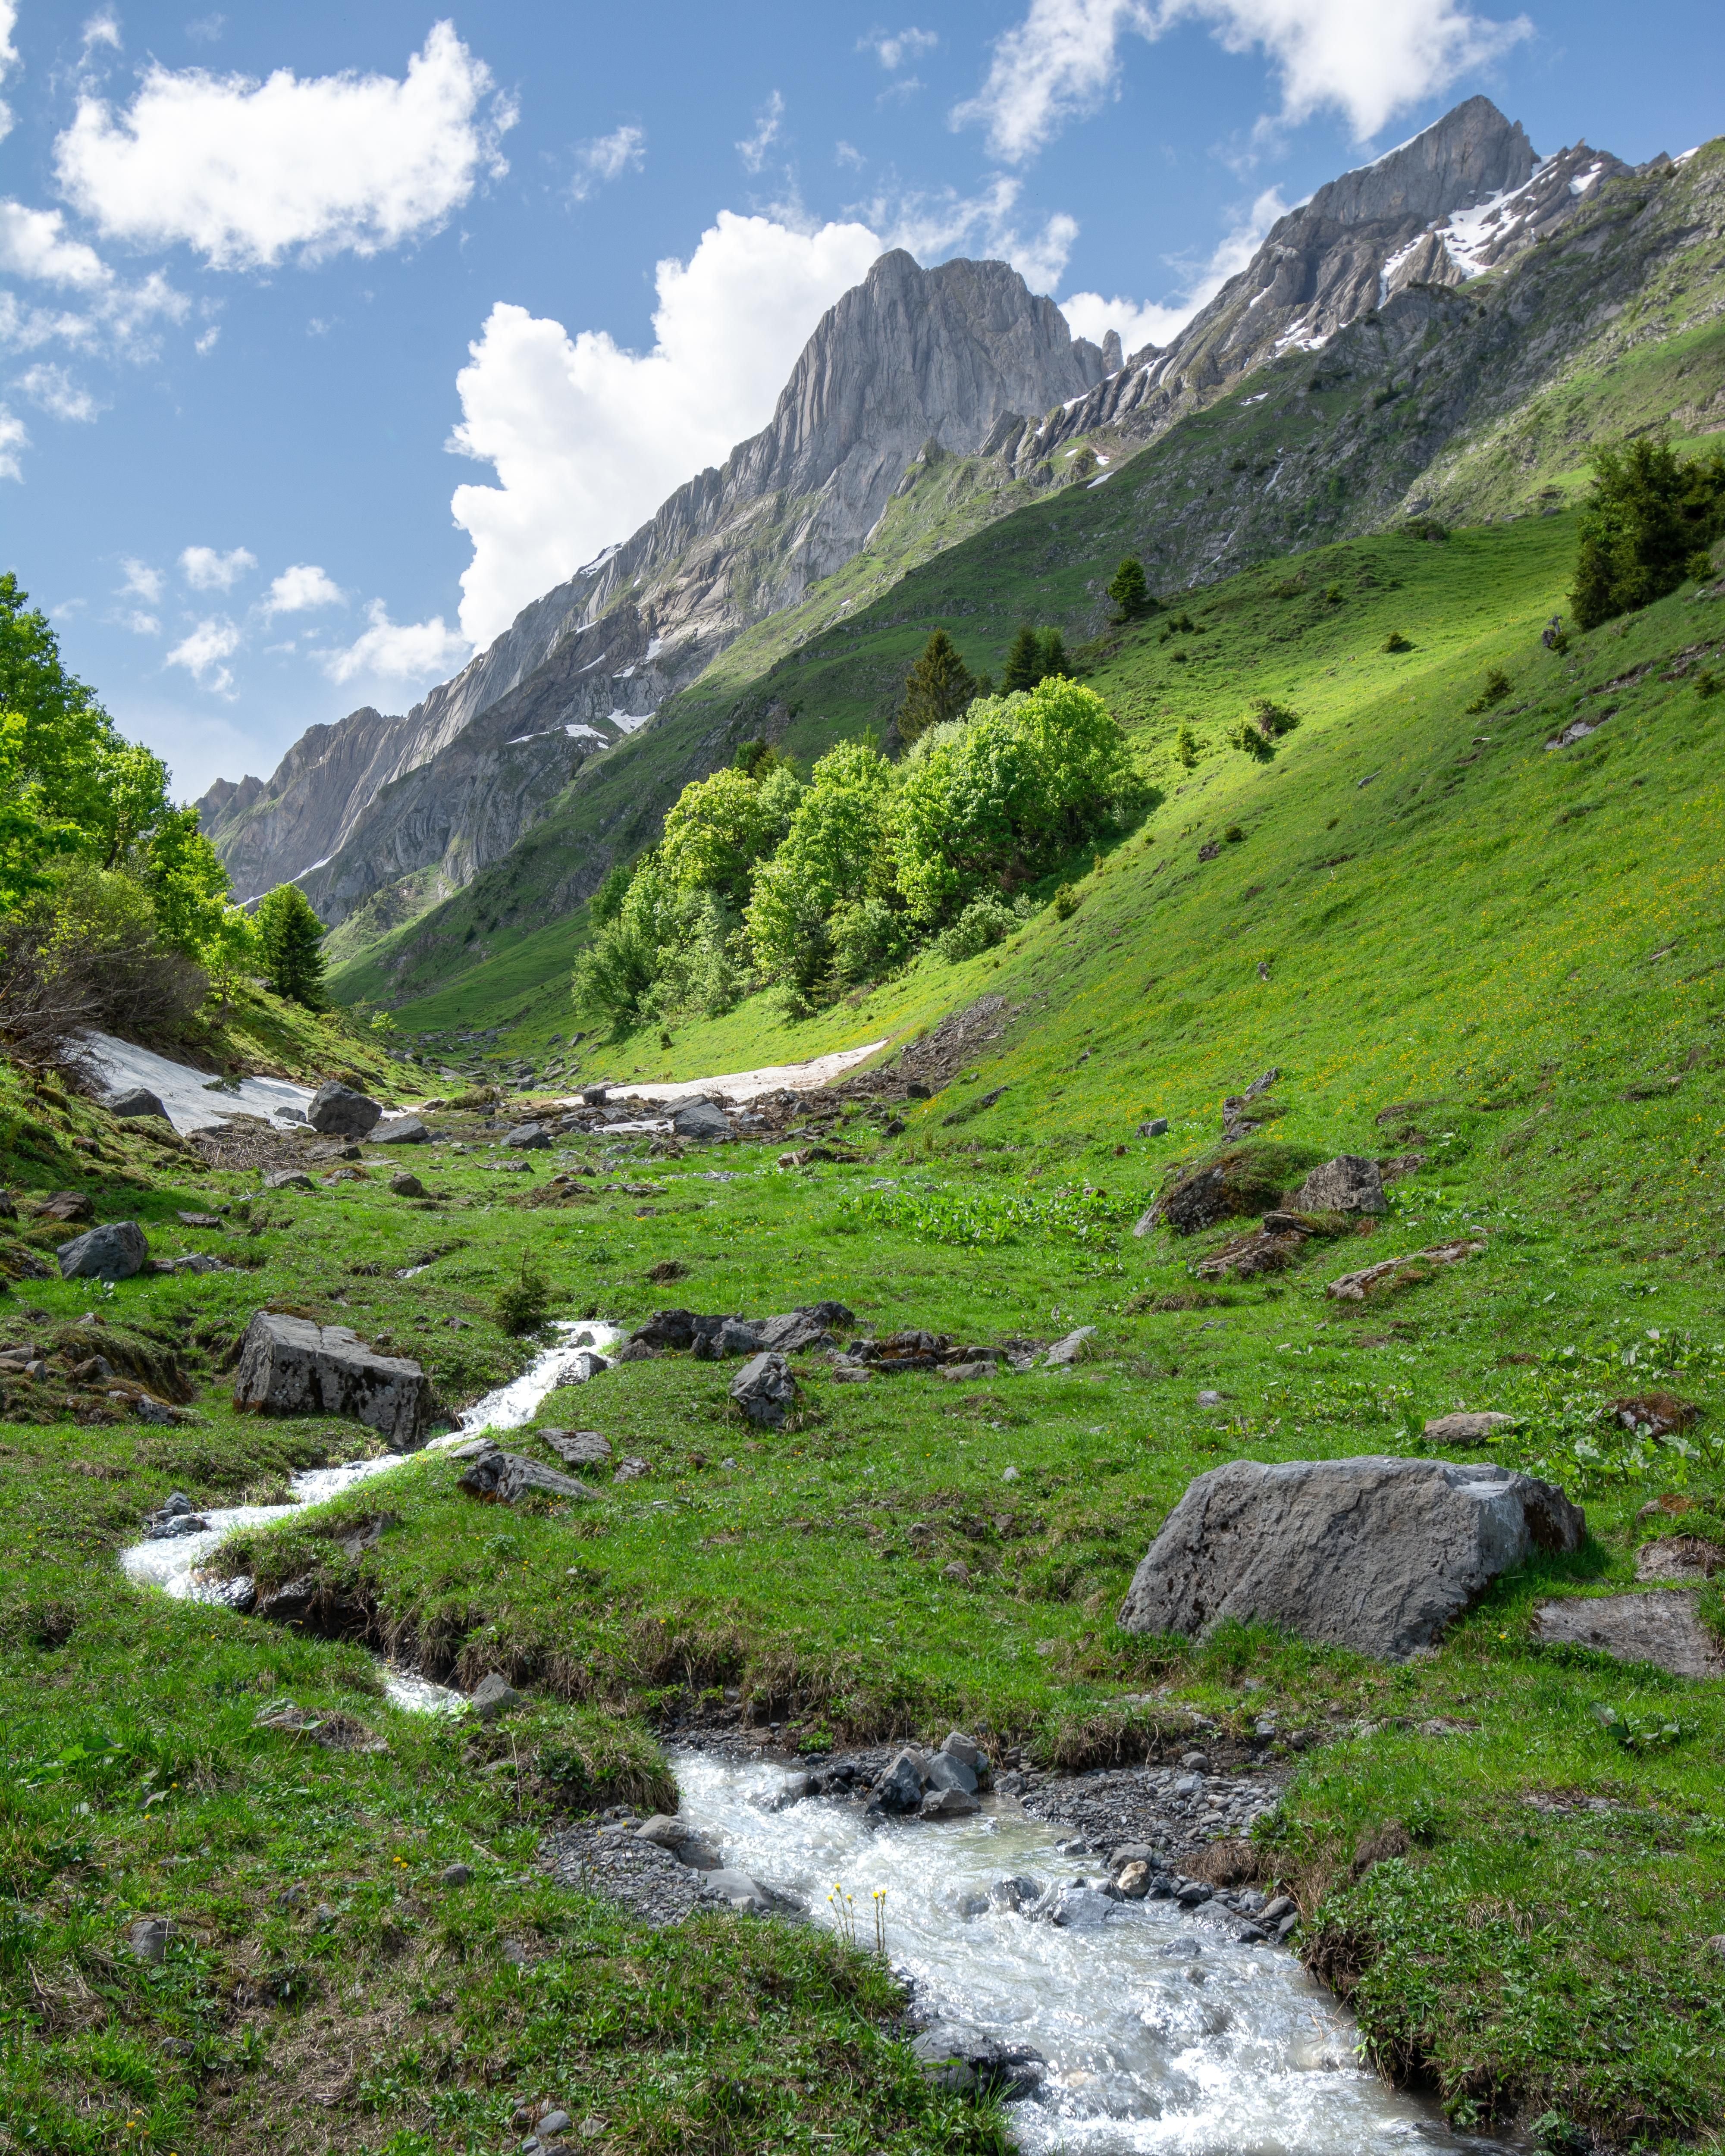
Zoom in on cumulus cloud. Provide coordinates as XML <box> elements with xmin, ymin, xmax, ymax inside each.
<box><xmin>263</xmin><ymin>562</ymin><xmax>344</xmax><ymax>616</ymax></box>
<box><xmin>82</xmin><ymin>9</ymin><xmax>122</xmax><ymax>54</ymax></box>
<box><xmin>0</xmin><ymin>0</ymin><xmax>17</xmax><ymax>141</ymax></box>
<box><xmin>448</xmin><ymin>210</ymin><xmax>883</xmax><ymax>646</ymax></box>
<box><xmin>736</xmin><ymin>91</ymin><xmax>784</xmax><ymax>174</ymax></box>
<box><xmin>120</xmin><ymin>557</ymin><xmax>165</xmax><ymax>604</ymax></box>
<box><xmin>0</xmin><ymin>200</ymin><xmax>188</xmax><ymax>372</ymax></box>
<box><xmin>1060</xmin><ymin>183</ymin><xmax>1289</xmax><ymax>351</ymax></box>
<box><xmin>955</xmin><ymin>0</ymin><xmax>1531</xmax><ymax>160</ymax></box>
<box><xmin>54</xmin><ymin>21</ymin><xmax>516</xmax><ymax>270</ymax></box>
<box><xmin>0</xmin><ymin>200</ymin><xmax>113</xmax><ymax>290</ymax></box>
<box><xmin>180</xmin><ymin>543</ymin><xmax>255</xmax><ymax>590</ymax></box>
<box><xmin>0</xmin><ymin>402</ymin><xmax>26</xmax><ymax>481</ymax></box>
<box><xmin>320</xmin><ymin>600</ymin><xmax>469</xmax><ymax>684</ymax></box>
<box><xmin>122</xmin><ymin>609</ymin><xmax>160</xmax><ymax>636</ymax></box>
<box><xmin>166</xmin><ymin>614</ymin><xmax>241</xmax><ymax>692</ymax></box>
<box><xmin>17</xmin><ymin>361</ymin><xmax>104</xmax><ymax>420</ymax></box>
<box><xmin>571</xmin><ymin>123</ymin><xmax>645</xmax><ymax>202</ymax></box>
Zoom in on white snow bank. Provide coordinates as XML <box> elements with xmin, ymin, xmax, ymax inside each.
<box><xmin>78</xmin><ymin>1031</ymin><xmax>314</xmax><ymax>1136</ymax></box>
<box><xmin>565</xmin><ymin>1038</ymin><xmax>889</xmax><ymax>1110</ymax></box>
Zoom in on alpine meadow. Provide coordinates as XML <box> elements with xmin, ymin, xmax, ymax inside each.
<box><xmin>7</xmin><ymin>65</ymin><xmax>1725</xmax><ymax>2156</ymax></box>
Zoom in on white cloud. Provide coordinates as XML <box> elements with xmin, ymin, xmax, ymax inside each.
<box><xmin>194</xmin><ymin>324</ymin><xmax>220</xmax><ymax>354</ymax></box>
<box><xmin>954</xmin><ymin>0</ymin><xmax>1531</xmax><ymax>160</ymax></box>
<box><xmin>122</xmin><ymin>609</ymin><xmax>160</xmax><ymax>635</ymax></box>
<box><xmin>835</xmin><ymin>139</ymin><xmax>866</xmax><ymax>169</ymax></box>
<box><xmin>82</xmin><ymin>10</ymin><xmax>122</xmax><ymax>54</ymax></box>
<box><xmin>180</xmin><ymin>542</ymin><xmax>255</xmax><ymax>590</ymax></box>
<box><xmin>121</xmin><ymin>556</ymin><xmax>165</xmax><ymax>604</ymax></box>
<box><xmin>0</xmin><ymin>0</ymin><xmax>17</xmax><ymax>141</ymax></box>
<box><xmin>736</xmin><ymin>91</ymin><xmax>784</xmax><ymax>174</ymax></box>
<box><xmin>1061</xmin><ymin>183</ymin><xmax>1289</xmax><ymax>350</ymax></box>
<box><xmin>0</xmin><ymin>402</ymin><xmax>26</xmax><ymax>481</ymax></box>
<box><xmin>320</xmin><ymin>599</ymin><xmax>470</xmax><ymax>684</ymax></box>
<box><xmin>448</xmin><ymin>210</ymin><xmax>883</xmax><ymax>645</ymax></box>
<box><xmin>166</xmin><ymin>613</ymin><xmax>241</xmax><ymax>692</ymax></box>
<box><xmin>0</xmin><ymin>200</ymin><xmax>113</xmax><ymax>290</ymax></box>
<box><xmin>263</xmin><ymin>562</ymin><xmax>344</xmax><ymax>616</ymax></box>
<box><xmin>861</xmin><ymin>26</ymin><xmax>939</xmax><ymax>69</ymax></box>
<box><xmin>54</xmin><ymin>21</ymin><xmax>516</xmax><ymax>270</ymax></box>
<box><xmin>185</xmin><ymin>13</ymin><xmax>225</xmax><ymax>43</ymax></box>
<box><xmin>571</xmin><ymin>123</ymin><xmax>645</xmax><ymax>202</ymax></box>
<box><xmin>17</xmin><ymin>361</ymin><xmax>104</xmax><ymax>420</ymax></box>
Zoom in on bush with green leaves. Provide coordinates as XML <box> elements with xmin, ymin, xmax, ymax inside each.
<box><xmin>935</xmin><ymin>893</ymin><xmax>1019</xmax><ymax>962</ymax></box>
<box><xmin>746</xmin><ymin>741</ymin><xmax>897</xmax><ymax>995</ymax></box>
<box><xmin>495</xmin><ymin>1253</ymin><xmax>552</xmax><ymax>1336</ymax></box>
<box><xmin>1570</xmin><ymin>435</ymin><xmax>1725</xmax><ymax>630</ymax></box>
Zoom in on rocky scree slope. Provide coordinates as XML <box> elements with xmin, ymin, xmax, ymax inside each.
<box><xmin>331</xmin><ymin>133</ymin><xmax>1725</xmax><ymax>1018</ymax></box>
<box><xmin>200</xmin><ymin>254</ymin><xmax>1105</xmax><ymax>926</ymax></box>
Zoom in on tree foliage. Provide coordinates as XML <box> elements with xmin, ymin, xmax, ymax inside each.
<box><xmin>255</xmin><ymin>883</ymin><xmax>328</xmax><ymax>1009</ymax></box>
<box><xmin>898</xmin><ymin>630</ymin><xmax>978</xmax><ymax>746</ymax></box>
<box><xmin>1107</xmin><ymin>556</ymin><xmax>1152</xmax><ymax>621</ymax></box>
<box><xmin>746</xmin><ymin>742</ymin><xmax>897</xmax><ymax>994</ymax></box>
<box><xmin>1570</xmin><ymin>436</ymin><xmax>1725</xmax><ymax>630</ymax></box>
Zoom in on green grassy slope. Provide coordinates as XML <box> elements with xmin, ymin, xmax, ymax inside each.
<box><xmin>326</xmin><ymin>144</ymin><xmax>1725</xmax><ymax>1022</ymax></box>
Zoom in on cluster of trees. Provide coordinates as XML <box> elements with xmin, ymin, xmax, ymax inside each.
<box><xmin>1571</xmin><ymin>436</ymin><xmax>1725</xmax><ymax>629</ymax></box>
<box><xmin>0</xmin><ymin>573</ymin><xmax>329</xmax><ymax>1051</ymax></box>
<box><xmin>574</xmin><ymin>667</ymin><xmax>1146</xmax><ymax>1030</ymax></box>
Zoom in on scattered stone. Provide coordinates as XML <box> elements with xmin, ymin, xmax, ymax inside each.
<box><xmin>388</xmin><ymin>1171</ymin><xmax>429</xmax><ymax>1198</ymax></box>
<box><xmin>926</xmin><ymin>1751</ymin><xmax>979</xmax><ymax>1796</ymax></box>
<box><xmin>32</xmin><ymin>1191</ymin><xmax>94</xmax><ymax>1224</ymax></box>
<box><xmin>503</xmin><ymin>1122</ymin><xmax>552</xmax><ymax>1150</ymax></box>
<box><xmin>613</xmin><ymin>1457</ymin><xmax>650</xmax><ymax>1483</ymax></box>
<box><xmin>1137</xmin><ymin>1116</ymin><xmax>1170</xmax><ymax>1138</ymax></box>
<box><xmin>541</xmin><ymin>1429</ymin><xmax>612</xmax><ymax>1468</ymax></box>
<box><xmin>458</xmin><ymin>1448</ymin><xmax>598</xmax><ymax>1505</ymax></box>
<box><xmin>1424</xmin><ymin>1410</ymin><xmax>1518</xmax><ymax>1446</ymax></box>
<box><xmin>263</xmin><ymin>1169</ymin><xmax>315</xmax><ymax>1192</ymax></box>
<box><xmin>142</xmin><ymin>1491</ymin><xmax>207</xmax><ymax>1539</ymax></box>
<box><xmin>634</xmin><ymin>1816</ymin><xmax>724</xmax><ymax>1869</ymax></box>
<box><xmin>700</xmin><ymin>1867</ymin><xmax>770</xmax><ymax>1913</ymax></box>
<box><xmin>990</xmin><ymin>1875</ymin><xmax>1042</xmax><ymax>1912</ymax></box>
<box><xmin>729</xmin><ymin>1351</ymin><xmax>797</xmax><ymax>1428</ymax></box>
<box><xmin>910</xmin><ymin>2021</ymin><xmax>1044</xmax><ymax>2099</ymax></box>
<box><xmin>608</xmin><ymin>1339</ymin><xmax>655</xmax><ymax>1364</ymax></box>
<box><xmin>1534</xmin><ymin>1589</ymin><xmax>1725</xmax><ymax>1677</ymax></box>
<box><xmin>176</xmin><ymin>1210</ymin><xmax>223</xmax><ymax>1228</ymax></box>
<box><xmin>672</xmin><ymin>1100</ymin><xmax>732</xmax><ymax>1142</ymax></box>
<box><xmin>941</xmin><ymin>1560</ymin><xmax>971</xmax><ymax>1585</ymax></box>
<box><xmin>875</xmin><ymin>1749</ymin><xmax>927</xmax><ymax>1812</ymax></box>
<box><xmin>537</xmin><ymin>2112</ymin><xmax>572</xmax><ymax>2140</ymax></box>
<box><xmin>469</xmin><ymin>1673</ymin><xmax>523</xmax><ymax>1722</ymax></box>
<box><xmin>922</xmin><ymin>1785</ymin><xmax>980</xmax><ymax>1819</ymax></box>
<box><xmin>440</xmin><ymin>1862</ymin><xmax>473</xmax><ymax>1887</ymax></box>
<box><xmin>1293</xmin><ymin>1155</ymin><xmax>1388</xmax><ymax>1214</ymax></box>
<box><xmin>57</xmin><ymin>1221</ymin><xmax>149</xmax><ymax>1282</ymax></box>
<box><xmin>1222</xmin><ymin>1067</ymin><xmax>1280</xmax><ymax>1140</ymax></box>
<box><xmin>307</xmin><ymin>1081</ymin><xmax>383</xmax><ymax>1138</ymax></box>
<box><xmin>1119</xmin><ymin>1454</ymin><xmax>1586</xmax><ymax>1660</ymax></box>
<box><xmin>231</xmin><ymin>1311</ymin><xmax>434</xmax><ymax>1449</ymax></box>
<box><xmin>106</xmin><ymin>1086</ymin><xmax>169</xmax><ymax>1120</ymax></box>
<box><xmin>1327</xmin><ymin>1240</ymin><xmax>1485</xmax><ymax>1301</ymax></box>
<box><xmin>126</xmin><ymin>1916</ymin><xmax>173</xmax><ymax>1963</ymax></box>
<box><xmin>373</xmin><ymin>1116</ymin><xmax>430</xmax><ymax>1145</ymax></box>
<box><xmin>1043</xmin><ymin>1326</ymin><xmax>1096</xmax><ymax>1368</ymax></box>
<box><xmin>1196</xmin><ymin>1390</ymin><xmax>1224</xmax><ymax>1408</ymax></box>
<box><xmin>1193</xmin><ymin>1224</ymin><xmax>1306</xmax><ymax>1280</ymax></box>
<box><xmin>1116</xmin><ymin>1861</ymin><xmax>1151</xmax><ymax>1897</ymax></box>
<box><xmin>1047</xmin><ymin>1886</ymin><xmax>1117</xmax><ymax>1927</ymax></box>
<box><xmin>1634</xmin><ymin>1536</ymin><xmax>1725</xmax><ymax>1582</ymax></box>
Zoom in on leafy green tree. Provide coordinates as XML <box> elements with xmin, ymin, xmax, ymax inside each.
<box><xmin>659</xmin><ymin>761</ymin><xmax>802</xmax><ymax>906</ymax></box>
<box><xmin>1570</xmin><ymin>436</ymin><xmax>1725</xmax><ymax>629</ymax></box>
<box><xmin>893</xmin><ymin>677</ymin><xmax>1139</xmax><ymax>923</ymax></box>
<box><xmin>140</xmin><ymin>806</ymin><xmax>233</xmax><ymax>958</ymax></box>
<box><xmin>589</xmin><ymin>859</ymin><xmax>634</xmax><ymax>927</ymax></box>
<box><xmin>255</xmin><ymin>882</ymin><xmax>328</xmax><ymax>1008</ymax></box>
<box><xmin>899</xmin><ymin>629</ymin><xmax>978</xmax><ymax>745</ymax></box>
<box><xmin>0</xmin><ymin>710</ymin><xmax>77</xmax><ymax>914</ymax></box>
<box><xmin>1000</xmin><ymin>626</ymin><xmax>1045</xmax><ymax>694</ymax></box>
<box><xmin>1107</xmin><ymin>557</ymin><xmax>1152</xmax><ymax>621</ymax></box>
<box><xmin>746</xmin><ymin>741</ymin><xmax>897</xmax><ymax>994</ymax></box>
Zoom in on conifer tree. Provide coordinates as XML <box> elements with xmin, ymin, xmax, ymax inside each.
<box><xmin>1107</xmin><ymin>555</ymin><xmax>1151</xmax><ymax>621</ymax></box>
<box><xmin>899</xmin><ymin>629</ymin><xmax>978</xmax><ymax>744</ymax></box>
<box><xmin>1001</xmin><ymin>625</ymin><xmax>1044</xmax><ymax>693</ymax></box>
<box><xmin>255</xmin><ymin>882</ymin><xmax>327</xmax><ymax>1009</ymax></box>
<box><xmin>1038</xmin><ymin>628</ymin><xmax>1071</xmax><ymax>680</ymax></box>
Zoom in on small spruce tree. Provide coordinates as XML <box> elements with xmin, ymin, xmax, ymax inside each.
<box><xmin>899</xmin><ymin>629</ymin><xmax>979</xmax><ymax>745</ymax></box>
<box><xmin>1000</xmin><ymin>625</ymin><xmax>1045</xmax><ymax>694</ymax></box>
<box><xmin>1038</xmin><ymin>628</ymin><xmax>1071</xmax><ymax>680</ymax></box>
<box><xmin>254</xmin><ymin>882</ymin><xmax>327</xmax><ymax>1008</ymax></box>
<box><xmin>1107</xmin><ymin>556</ymin><xmax>1151</xmax><ymax>621</ymax></box>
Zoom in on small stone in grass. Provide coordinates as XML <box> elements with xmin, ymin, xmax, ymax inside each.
<box><xmin>388</xmin><ymin>1171</ymin><xmax>428</xmax><ymax>1198</ymax></box>
<box><xmin>469</xmin><ymin>1673</ymin><xmax>521</xmax><ymax>1722</ymax></box>
<box><xmin>439</xmin><ymin>1861</ymin><xmax>473</xmax><ymax>1887</ymax></box>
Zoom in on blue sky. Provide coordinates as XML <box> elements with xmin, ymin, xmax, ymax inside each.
<box><xmin>0</xmin><ymin>0</ymin><xmax>1719</xmax><ymax>802</ymax></box>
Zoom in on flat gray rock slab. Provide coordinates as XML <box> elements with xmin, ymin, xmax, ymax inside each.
<box><xmin>1535</xmin><ymin>1590</ymin><xmax>1725</xmax><ymax>1678</ymax></box>
<box><xmin>231</xmin><ymin>1311</ymin><xmax>432</xmax><ymax>1449</ymax></box>
<box><xmin>457</xmin><ymin>1448</ymin><xmax>597</xmax><ymax>1504</ymax></box>
<box><xmin>1295</xmin><ymin>1154</ymin><xmax>1387</xmax><ymax>1214</ymax></box>
<box><xmin>1118</xmin><ymin>1454</ymin><xmax>1585</xmax><ymax>1661</ymax></box>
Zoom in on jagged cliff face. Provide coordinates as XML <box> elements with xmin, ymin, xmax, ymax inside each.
<box><xmin>201</xmin><ymin>251</ymin><xmax>1103</xmax><ymax>922</ymax></box>
<box><xmin>1019</xmin><ymin>97</ymin><xmax>1627</xmax><ymax>466</ymax></box>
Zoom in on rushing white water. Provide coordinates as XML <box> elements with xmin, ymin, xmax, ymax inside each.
<box><xmin>671</xmin><ymin>1752</ymin><xmax>1495</xmax><ymax>2156</ymax></box>
<box><xmin>120</xmin><ymin>1323</ymin><xmax>623</xmax><ymax>1710</ymax></box>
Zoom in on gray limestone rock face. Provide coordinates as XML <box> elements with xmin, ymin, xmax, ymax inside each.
<box><xmin>306</xmin><ymin>1081</ymin><xmax>382</xmax><ymax>1137</ymax></box>
<box><xmin>231</xmin><ymin>1311</ymin><xmax>432</xmax><ymax>1448</ymax></box>
<box><xmin>1118</xmin><ymin>1454</ymin><xmax>1585</xmax><ymax>1660</ymax></box>
<box><xmin>1293</xmin><ymin>1155</ymin><xmax>1387</xmax><ymax>1214</ymax></box>
<box><xmin>58</xmin><ymin>1221</ymin><xmax>149</xmax><ymax>1281</ymax></box>
<box><xmin>105</xmin><ymin>1086</ymin><xmax>169</xmax><ymax>1121</ymax></box>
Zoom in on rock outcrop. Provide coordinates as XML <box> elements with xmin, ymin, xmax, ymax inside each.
<box><xmin>199</xmin><ymin>252</ymin><xmax>1105</xmax><ymax>925</ymax></box>
<box><xmin>1118</xmin><ymin>1455</ymin><xmax>1585</xmax><ymax>1660</ymax></box>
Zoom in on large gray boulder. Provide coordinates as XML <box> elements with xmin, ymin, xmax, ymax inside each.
<box><xmin>456</xmin><ymin>1447</ymin><xmax>596</xmax><ymax>1504</ymax></box>
<box><xmin>106</xmin><ymin>1086</ymin><xmax>169</xmax><ymax>1121</ymax></box>
<box><xmin>671</xmin><ymin>1098</ymin><xmax>731</xmax><ymax>1142</ymax></box>
<box><xmin>1118</xmin><ymin>1455</ymin><xmax>1585</xmax><ymax>1661</ymax></box>
<box><xmin>372</xmin><ymin>1116</ymin><xmax>430</xmax><ymax>1145</ymax></box>
<box><xmin>1293</xmin><ymin>1155</ymin><xmax>1387</xmax><ymax>1214</ymax></box>
<box><xmin>231</xmin><ymin>1312</ymin><xmax>433</xmax><ymax>1448</ymax></box>
<box><xmin>57</xmin><ymin>1222</ymin><xmax>149</xmax><ymax>1282</ymax></box>
<box><xmin>730</xmin><ymin>1351</ymin><xmax>797</xmax><ymax>1427</ymax></box>
<box><xmin>306</xmin><ymin>1081</ymin><xmax>382</xmax><ymax>1137</ymax></box>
